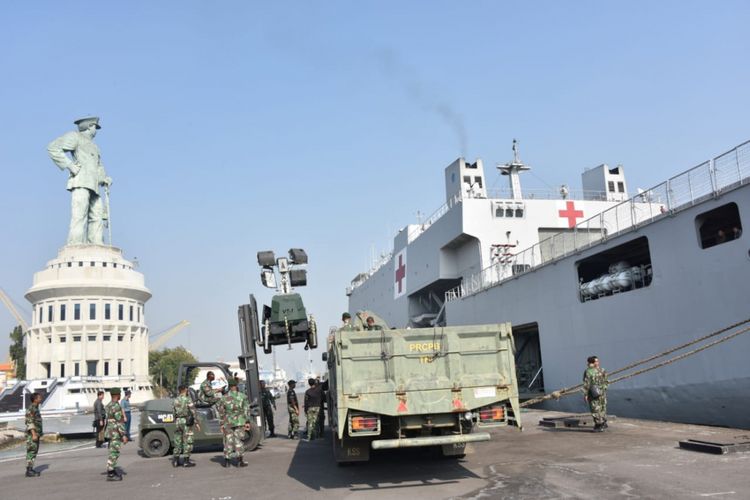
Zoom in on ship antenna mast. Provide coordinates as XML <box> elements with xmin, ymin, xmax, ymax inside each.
<box><xmin>497</xmin><ymin>138</ymin><xmax>531</xmax><ymax>200</ymax></box>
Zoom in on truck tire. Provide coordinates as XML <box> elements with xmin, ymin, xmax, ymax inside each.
<box><xmin>141</xmin><ymin>430</ymin><xmax>170</xmax><ymax>458</ymax></box>
<box><xmin>243</xmin><ymin>419</ymin><xmax>262</xmax><ymax>452</ymax></box>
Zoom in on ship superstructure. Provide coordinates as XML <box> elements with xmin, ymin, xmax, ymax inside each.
<box><xmin>347</xmin><ymin>139</ymin><xmax>750</xmax><ymax>428</ymax></box>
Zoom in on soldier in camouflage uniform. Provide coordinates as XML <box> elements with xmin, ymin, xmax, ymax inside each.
<box><xmin>104</xmin><ymin>388</ymin><xmax>128</xmax><ymax>481</ymax></box>
<box><xmin>304</xmin><ymin>378</ymin><xmax>322</xmax><ymax>441</ymax></box>
<box><xmin>286</xmin><ymin>380</ymin><xmax>299</xmax><ymax>439</ymax></box>
<box><xmin>197</xmin><ymin>371</ymin><xmax>221</xmax><ymax>408</ymax></box>
<box><xmin>172</xmin><ymin>385</ymin><xmax>200</xmax><ymax>467</ymax></box>
<box><xmin>25</xmin><ymin>392</ymin><xmax>43</xmax><ymax>477</ymax></box>
<box><xmin>260</xmin><ymin>380</ymin><xmax>276</xmax><ymax>437</ymax></box>
<box><xmin>583</xmin><ymin>355</ymin><xmax>609</xmax><ymax>432</ymax></box>
<box><xmin>218</xmin><ymin>379</ymin><xmax>250</xmax><ymax>467</ymax></box>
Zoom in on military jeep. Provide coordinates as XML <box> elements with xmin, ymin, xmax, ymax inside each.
<box><xmin>139</xmin><ymin>362</ymin><xmax>262</xmax><ymax>458</ymax></box>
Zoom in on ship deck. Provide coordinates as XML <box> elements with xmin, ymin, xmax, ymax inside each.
<box><xmin>1</xmin><ymin>405</ymin><xmax>747</xmax><ymax>499</ymax></box>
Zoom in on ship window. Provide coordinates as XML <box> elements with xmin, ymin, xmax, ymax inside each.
<box><xmin>67</xmin><ymin>262</ymin><xmax>72</xmax><ymax>267</ymax></box>
<box><xmin>103</xmin><ymin>335</ymin><xmax>111</xmax><ymax>341</ymax></box>
<box><xmin>103</xmin><ymin>262</ymin><xmax>107</xmax><ymax>267</ymax></box>
<box><xmin>576</xmin><ymin>236</ymin><xmax>653</xmax><ymax>303</ymax></box>
<box><xmin>608</xmin><ymin>181</ymin><xmax>615</xmax><ymax>192</ymax></box>
<box><xmin>60</xmin><ymin>304</ymin><xmax>66</xmax><ymax>321</ymax></box>
<box><xmin>696</xmin><ymin>202</ymin><xmax>742</xmax><ymax>249</ymax></box>
<box><xmin>474</xmin><ymin>176</ymin><xmax>483</xmax><ymax>188</ymax></box>
<box><xmin>86</xmin><ymin>360</ymin><xmax>97</xmax><ymax>376</ymax></box>
<box><xmin>75</xmin><ymin>303</ymin><xmax>81</xmax><ymax>320</ymax></box>
<box><xmin>113</xmin><ymin>263</ymin><xmax>117</xmax><ymax>268</ymax></box>
<box><xmin>90</xmin><ymin>261</ymin><xmax>95</xmax><ymax>267</ymax></box>
<box><xmin>88</xmin><ymin>335</ymin><xmax>96</xmax><ymax>342</ymax></box>
<box><xmin>39</xmin><ymin>306</ymin><xmax>43</xmax><ymax>324</ymax></box>
<box><xmin>105</xmin><ymin>304</ymin><xmax>111</xmax><ymax>320</ymax></box>
<box><xmin>104</xmin><ymin>361</ymin><xmax>109</xmax><ymax>376</ymax></box>
<box><xmin>618</xmin><ymin>182</ymin><xmax>625</xmax><ymax>193</ymax></box>
<box><xmin>73</xmin><ymin>335</ymin><xmax>81</xmax><ymax>342</ymax></box>
<box><xmin>129</xmin><ymin>306</ymin><xmax>134</xmax><ymax>321</ymax></box>
<box><xmin>48</xmin><ymin>305</ymin><xmax>53</xmax><ymax>322</ymax></box>
<box><xmin>89</xmin><ymin>303</ymin><xmax>96</xmax><ymax>320</ymax></box>
<box><xmin>59</xmin><ymin>335</ymin><xmax>66</xmax><ymax>343</ymax></box>
<box><xmin>495</xmin><ymin>206</ymin><xmax>504</xmax><ymax>217</ymax></box>
<box><xmin>118</xmin><ymin>304</ymin><xmax>124</xmax><ymax>320</ymax></box>
<box><xmin>60</xmin><ymin>363</ymin><xmax>65</xmax><ymax>377</ymax></box>
<box><xmin>118</xmin><ymin>335</ymin><xmax>124</xmax><ymax>342</ymax></box>
<box><xmin>515</xmin><ymin>208</ymin><xmax>524</xmax><ymax>217</ymax></box>
<box><xmin>74</xmin><ymin>363</ymin><xmax>80</xmax><ymax>376</ymax></box>
<box><xmin>117</xmin><ymin>361</ymin><xmax>123</xmax><ymax>376</ymax></box>
<box><xmin>505</xmin><ymin>208</ymin><xmax>514</xmax><ymax>217</ymax></box>
<box><xmin>79</xmin><ymin>261</ymin><xmax>83</xmax><ymax>267</ymax></box>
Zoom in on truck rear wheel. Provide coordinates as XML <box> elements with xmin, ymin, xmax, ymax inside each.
<box><xmin>141</xmin><ymin>430</ymin><xmax>170</xmax><ymax>458</ymax></box>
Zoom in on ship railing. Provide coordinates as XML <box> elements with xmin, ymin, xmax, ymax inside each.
<box><xmin>446</xmin><ymin>139</ymin><xmax>750</xmax><ymax>302</ymax></box>
<box><xmin>407</xmin><ymin>193</ymin><xmax>463</xmax><ymax>243</ymax></box>
<box><xmin>486</xmin><ymin>187</ymin><xmax>610</xmax><ymax>201</ymax></box>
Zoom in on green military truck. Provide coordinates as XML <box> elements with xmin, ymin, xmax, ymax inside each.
<box><xmin>323</xmin><ymin>314</ymin><xmax>521</xmax><ymax>464</ymax></box>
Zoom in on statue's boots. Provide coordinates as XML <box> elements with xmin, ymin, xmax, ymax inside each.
<box><xmin>25</xmin><ymin>466</ymin><xmax>40</xmax><ymax>477</ymax></box>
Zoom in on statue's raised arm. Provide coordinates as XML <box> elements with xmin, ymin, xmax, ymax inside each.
<box><xmin>47</xmin><ymin>117</ymin><xmax>112</xmax><ymax>246</ymax></box>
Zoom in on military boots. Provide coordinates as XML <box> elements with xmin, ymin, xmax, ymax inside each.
<box><xmin>183</xmin><ymin>458</ymin><xmax>196</xmax><ymax>468</ymax></box>
<box><xmin>107</xmin><ymin>469</ymin><xmax>123</xmax><ymax>481</ymax></box>
<box><xmin>222</xmin><ymin>458</ymin><xmax>231</xmax><ymax>468</ymax></box>
<box><xmin>25</xmin><ymin>466</ymin><xmax>40</xmax><ymax>477</ymax></box>
<box><xmin>172</xmin><ymin>456</ymin><xmax>182</xmax><ymax>468</ymax></box>
<box><xmin>238</xmin><ymin>459</ymin><xmax>249</xmax><ymax>467</ymax></box>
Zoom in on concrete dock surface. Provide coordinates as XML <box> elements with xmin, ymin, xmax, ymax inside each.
<box><xmin>0</xmin><ymin>408</ymin><xmax>747</xmax><ymax>500</ymax></box>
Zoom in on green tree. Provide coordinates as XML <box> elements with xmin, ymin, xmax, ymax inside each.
<box><xmin>148</xmin><ymin>346</ymin><xmax>197</xmax><ymax>395</ymax></box>
<box><xmin>9</xmin><ymin>325</ymin><xmax>26</xmax><ymax>380</ymax></box>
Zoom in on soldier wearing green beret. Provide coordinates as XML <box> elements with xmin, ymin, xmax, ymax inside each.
<box><xmin>104</xmin><ymin>388</ymin><xmax>128</xmax><ymax>481</ymax></box>
<box><xmin>218</xmin><ymin>379</ymin><xmax>250</xmax><ymax>467</ymax></box>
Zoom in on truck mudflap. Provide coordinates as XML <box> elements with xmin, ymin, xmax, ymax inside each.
<box><xmin>371</xmin><ymin>432</ymin><xmax>491</xmax><ymax>450</ymax></box>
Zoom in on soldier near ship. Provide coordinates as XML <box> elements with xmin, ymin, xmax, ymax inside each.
<box><xmin>197</xmin><ymin>371</ymin><xmax>221</xmax><ymax>408</ymax></box>
<box><xmin>218</xmin><ymin>379</ymin><xmax>250</xmax><ymax>467</ymax></box>
<box><xmin>172</xmin><ymin>384</ymin><xmax>200</xmax><ymax>467</ymax></box>
<box><xmin>341</xmin><ymin>312</ymin><xmax>354</xmax><ymax>331</ymax></box>
<box><xmin>104</xmin><ymin>388</ymin><xmax>128</xmax><ymax>481</ymax></box>
<box><xmin>304</xmin><ymin>378</ymin><xmax>323</xmax><ymax>441</ymax></box>
<box><xmin>25</xmin><ymin>392</ymin><xmax>43</xmax><ymax>477</ymax></box>
<box><xmin>260</xmin><ymin>381</ymin><xmax>276</xmax><ymax>438</ymax></box>
<box><xmin>365</xmin><ymin>316</ymin><xmax>382</xmax><ymax>331</ymax></box>
<box><xmin>583</xmin><ymin>356</ymin><xmax>609</xmax><ymax>432</ymax></box>
<box><xmin>286</xmin><ymin>380</ymin><xmax>299</xmax><ymax>439</ymax></box>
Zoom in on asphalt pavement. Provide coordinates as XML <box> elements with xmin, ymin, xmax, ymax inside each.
<box><xmin>0</xmin><ymin>403</ymin><xmax>748</xmax><ymax>500</ymax></box>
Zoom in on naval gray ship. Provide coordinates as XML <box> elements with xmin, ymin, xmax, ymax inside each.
<box><xmin>347</xmin><ymin>139</ymin><xmax>750</xmax><ymax>429</ymax></box>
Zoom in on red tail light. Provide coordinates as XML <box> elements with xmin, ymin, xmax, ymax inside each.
<box><xmin>351</xmin><ymin>415</ymin><xmax>379</xmax><ymax>432</ymax></box>
<box><xmin>479</xmin><ymin>406</ymin><xmax>504</xmax><ymax>422</ymax></box>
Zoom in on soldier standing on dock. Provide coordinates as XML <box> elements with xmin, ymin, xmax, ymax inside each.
<box><xmin>172</xmin><ymin>385</ymin><xmax>200</xmax><ymax>467</ymax></box>
<box><xmin>104</xmin><ymin>388</ymin><xmax>128</xmax><ymax>481</ymax></box>
<box><xmin>286</xmin><ymin>380</ymin><xmax>299</xmax><ymax>439</ymax></box>
<box><xmin>25</xmin><ymin>392</ymin><xmax>43</xmax><ymax>477</ymax></box>
<box><xmin>583</xmin><ymin>356</ymin><xmax>609</xmax><ymax>432</ymax></box>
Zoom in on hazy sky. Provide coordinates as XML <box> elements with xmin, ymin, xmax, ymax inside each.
<box><xmin>1</xmin><ymin>1</ymin><xmax>748</xmax><ymax>378</ymax></box>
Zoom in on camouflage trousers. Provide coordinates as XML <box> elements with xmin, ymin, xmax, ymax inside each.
<box><xmin>222</xmin><ymin>426</ymin><xmax>245</xmax><ymax>459</ymax></box>
<box><xmin>173</xmin><ymin>418</ymin><xmax>194</xmax><ymax>458</ymax></box>
<box><xmin>288</xmin><ymin>410</ymin><xmax>299</xmax><ymax>438</ymax></box>
<box><xmin>26</xmin><ymin>432</ymin><xmax>40</xmax><ymax>467</ymax></box>
<box><xmin>107</xmin><ymin>435</ymin><xmax>123</xmax><ymax>471</ymax></box>
<box><xmin>306</xmin><ymin>407</ymin><xmax>320</xmax><ymax>440</ymax></box>
<box><xmin>589</xmin><ymin>395</ymin><xmax>608</xmax><ymax>426</ymax></box>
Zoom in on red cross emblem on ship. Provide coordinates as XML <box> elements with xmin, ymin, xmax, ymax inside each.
<box><xmin>558</xmin><ymin>201</ymin><xmax>584</xmax><ymax>228</ymax></box>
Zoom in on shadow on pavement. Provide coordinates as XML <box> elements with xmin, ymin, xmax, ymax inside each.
<box><xmin>286</xmin><ymin>429</ymin><xmax>480</xmax><ymax>492</ymax></box>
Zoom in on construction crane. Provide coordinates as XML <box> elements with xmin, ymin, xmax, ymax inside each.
<box><xmin>149</xmin><ymin>320</ymin><xmax>190</xmax><ymax>351</ymax></box>
<box><xmin>0</xmin><ymin>287</ymin><xmax>29</xmax><ymax>332</ymax></box>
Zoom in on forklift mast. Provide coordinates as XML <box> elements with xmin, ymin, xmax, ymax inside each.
<box><xmin>237</xmin><ymin>294</ymin><xmax>266</xmax><ymax>436</ymax></box>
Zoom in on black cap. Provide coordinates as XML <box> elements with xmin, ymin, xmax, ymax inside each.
<box><xmin>288</xmin><ymin>380</ymin><xmax>296</xmax><ymax>386</ymax></box>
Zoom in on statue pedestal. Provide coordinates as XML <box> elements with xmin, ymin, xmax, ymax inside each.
<box><xmin>24</xmin><ymin>244</ymin><xmax>152</xmax><ymax>389</ymax></box>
